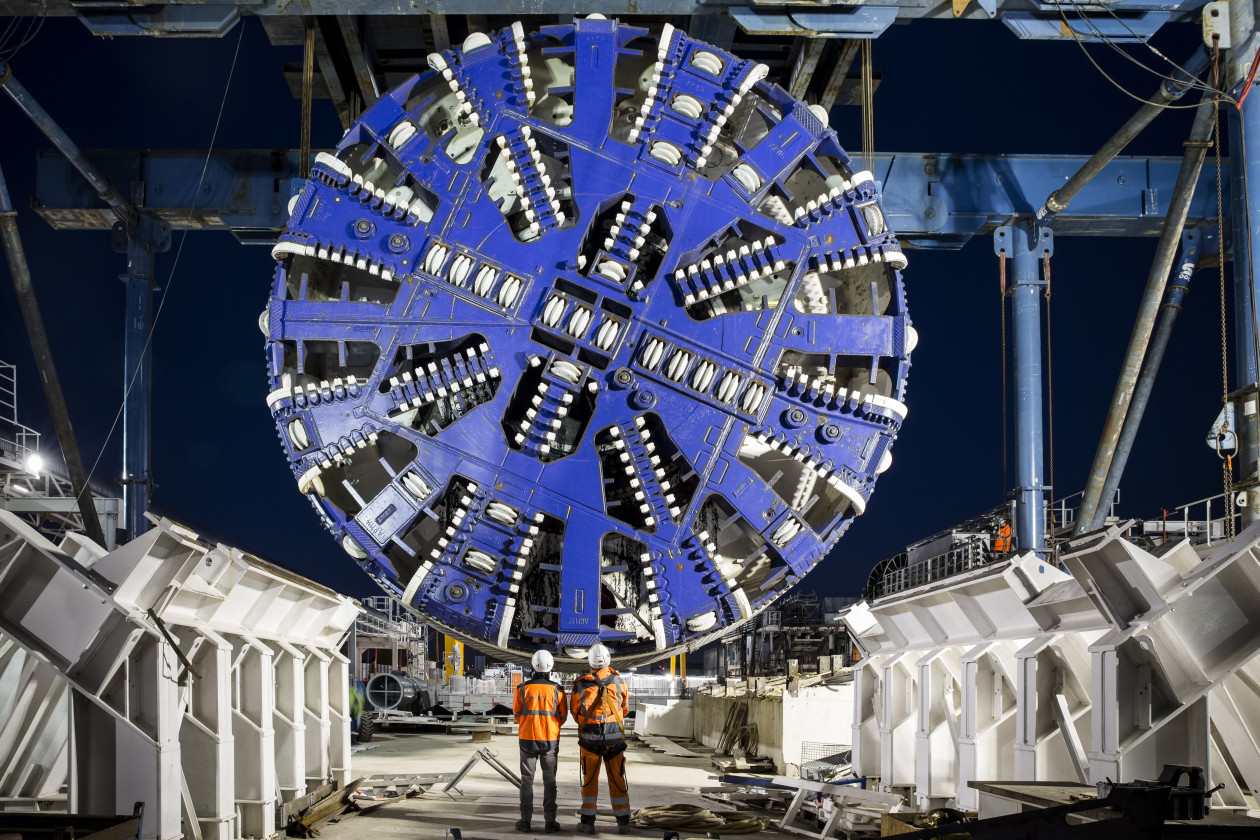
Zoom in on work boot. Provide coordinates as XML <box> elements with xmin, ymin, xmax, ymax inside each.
<box><xmin>545</xmin><ymin>821</ymin><xmax>563</xmax><ymax>833</ymax></box>
<box><xmin>577</xmin><ymin>820</ymin><xmax>596</xmax><ymax>835</ymax></box>
<box><xmin>616</xmin><ymin>818</ymin><xmax>631</xmax><ymax>835</ymax></box>
<box><xmin>515</xmin><ymin>820</ymin><xmax>532</xmax><ymax>832</ymax></box>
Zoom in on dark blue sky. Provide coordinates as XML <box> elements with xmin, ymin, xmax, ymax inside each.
<box><xmin>0</xmin><ymin>16</ymin><xmax>1228</xmax><ymax>601</ymax></box>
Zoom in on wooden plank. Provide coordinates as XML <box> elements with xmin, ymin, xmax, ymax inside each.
<box><xmin>283</xmin><ymin>781</ymin><xmax>337</xmax><ymax>823</ymax></box>
<box><xmin>291</xmin><ymin>778</ymin><xmax>363</xmax><ymax>836</ymax></box>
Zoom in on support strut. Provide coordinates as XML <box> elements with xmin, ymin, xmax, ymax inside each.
<box><xmin>1037</xmin><ymin>49</ymin><xmax>1208</xmax><ymax>224</ymax></box>
<box><xmin>1230</xmin><ymin>73</ymin><xmax>1260</xmax><ymax>528</ymax></box>
<box><xmin>1</xmin><ymin>60</ymin><xmax>163</xmax><ymax>541</ymax></box>
<box><xmin>0</xmin><ymin>162</ymin><xmax>109</xmax><ymax>548</ymax></box>
<box><xmin>995</xmin><ymin>223</ymin><xmax>1051</xmax><ymax>554</ymax></box>
<box><xmin>1094</xmin><ymin>230</ymin><xmax>1201</xmax><ymax>531</ymax></box>
<box><xmin>1078</xmin><ymin>96</ymin><xmax>1216</xmax><ymax>532</ymax></box>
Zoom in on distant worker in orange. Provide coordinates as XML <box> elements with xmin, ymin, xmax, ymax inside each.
<box><xmin>515</xmin><ymin>650</ymin><xmax>568</xmax><ymax>833</ymax></box>
<box><xmin>995</xmin><ymin>519</ymin><xmax>1012</xmax><ymax>554</ymax></box>
<box><xmin>571</xmin><ymin>644</ymin><xmax>631</xmax><ymax>834</ymax></box>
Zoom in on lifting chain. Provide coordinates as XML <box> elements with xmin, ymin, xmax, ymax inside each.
<box><xmin>860</xmin><ymin>39</ymin><xmax>875</xmax><ymax>172</ymax></box>
<box><xmin>1213</xmin><ymin>43</ymin><xmax>1236</xmax><ymax>539</ymax></box>
<box><xmin>300</xmin><ymin>20</ymin><xmax>315</xmax><ymax>180</ymax></box>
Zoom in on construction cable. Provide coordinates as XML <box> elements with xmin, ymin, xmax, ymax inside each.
<box><xmin>1237</xmin><ymin>42</ymin><xmax>1260</xmax><ymax>111</ymax></box>
<box><xmin>1212</xmin><ymin>43</ymin><xmax>1236</xmax><ymax>539</ymax></box>
<box><xmin>0</xmin><ymin>1</ymin><xmax>46</xmax><ymax>63</ymax></box>
<box><xmin>1058</xmin><ymin>0</ymin><xmax>1227</xmax><ymax>106</ymax></box>
<box><xmin>1055</xmin><ymin>0</ymin><xmax>1227</xmax><ymax>109</ymax></box>
<box><xmin>727</xmin><ymin>722</ymin><xmax>759</xmax><ymax>757</ymax></box>
<box><xmin>70</xmin><ymin>24</ymin><xmax>246</xmax><ymax>522</ymax></box>
<box><xmin>630</xmin><ymin>805</ymin><xmax>769</xmax><ymax>834</ymax></box>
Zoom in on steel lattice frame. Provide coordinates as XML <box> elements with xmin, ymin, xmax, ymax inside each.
<box><xmin>265</xmin><ymin>16</ymin><xmax>913</xmax><ymax>667</ymax></box>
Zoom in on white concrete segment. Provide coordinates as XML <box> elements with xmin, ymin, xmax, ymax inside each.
<box><xmin>843</xmin><ymin>520</ymin><xmax>1260</xmax><ymax>811</ymax></box>
<box><xmin>0</xmin><ymin>510</ymin><xmax>360</xmax><ymax>838</ymax></box>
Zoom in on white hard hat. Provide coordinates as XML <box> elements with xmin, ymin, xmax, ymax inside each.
<box><xmin>531</xmin><ymin>650</ymin><xmax>554</xmax><ymax>673</ymax></box>
<box><xmin>588</xmin><ymin>644</ymin><xmax>612</xmax><ymax>670</ymax></box>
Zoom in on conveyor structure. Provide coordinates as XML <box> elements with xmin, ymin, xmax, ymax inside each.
<box><xmin>265</xmin><ymin>17</ymin><xmax>912</xmax><ymax>667</ymax></box>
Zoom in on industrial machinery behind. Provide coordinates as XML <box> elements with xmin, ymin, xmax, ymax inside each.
<box><xmin>266</xmin><ymin>16</ymin><xmax>912</xmax><ymax>666</ymax></box>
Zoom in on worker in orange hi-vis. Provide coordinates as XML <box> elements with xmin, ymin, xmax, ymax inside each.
<box><xmin>995</xmin><ymin>520</ymin><xmax>1012</xmax><ymax>554</ymax></box>
<box><xmin>515</xmin><ymin>650</ymin><xmax>568</xmax><ymax>833</ymax></box>
<box><xmin>571</xmin><ymin>644</ymin><xmax>631</xmax><ymax>835</ymax></box>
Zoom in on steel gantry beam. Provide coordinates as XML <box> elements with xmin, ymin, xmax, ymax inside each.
<box><xmin>0</xmin><ymin>0</ymin><xmax>1213</xmax><ymax>55</ymax></box>
<box><xmin>31</xmin><ymin>150</ymin><xmax>1232</xmax><ymax>247</ymax></box>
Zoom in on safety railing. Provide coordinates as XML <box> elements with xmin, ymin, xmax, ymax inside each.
<box><xmin>1144</xmin><ymin>492</ymin><xmax>1242</xmax><ymax>547</ymax></box>
<box><xmin>1046</xmin><ymin>489</ymin><xmax>1119</xmax><ymax>534</ymax></box>
<box><xmin>0</xmin><ymin>361</ymin><xmax>41</xmax><ymax>463</ymax></box>
<box><xmin>875</xmin><ymin>536</ymin><xmax>989</xmax><ymax>599</ymax></box>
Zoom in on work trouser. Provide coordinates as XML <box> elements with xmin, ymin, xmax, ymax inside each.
<box><xmin>519</xmin><ymin>749</ymin><xmax>559</xmax><ymax>821</ymax></box>
<box><xmin>579</xmin><ymin>746</ymin><xmax>629</xmax><ymax>822</ymax></box>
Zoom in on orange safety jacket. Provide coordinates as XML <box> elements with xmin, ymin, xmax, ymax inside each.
<box><xmin>571</xmin><ymin>667</ymin><xmax>629</xmax><ymax>755</ymax></box>
<box><xmin>514</xmin><ymin>675</ymin><xmax>568</xmax><ymax>754</ymax></box>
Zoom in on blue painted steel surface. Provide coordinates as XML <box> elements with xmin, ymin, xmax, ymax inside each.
<box><xmin>0</xmin><ymin>0</ymin><xmax>1208</xmax><ymax>33</ymax></box>
<box><xmin>1230</xmin><ymin>107</ymin><xmax>1259</xmax><ymax>393</ymax></box>
<box><xmin>1230</xmin><ymin>99</ymin><xmax>1260</xmax><ymax>525</ymax></box>
<box><xmin>123</xmin><ymin>248</ymin><xmax>153</xmax><ymax>540</ymax></box>
<box><xmin>995</xmin><ymin>224</ymin><xmax>1048</xmax><ymax>554</ymax></box>
<box><xmin>33</xmin><ymin>150</ymin><xmax>1232</xmax><ymax>245</ymax></box>
<box><xmin>727</xmin><ymin>7</ymin><xmax>899</xmax><ymax>38</ymax></box>
<box><xmin>1000</xmin><ymin>11</ymin><xmax>1172</xmax><ymax>41</ymax></box>
<box><xmin>264</xmin><ymin>17</ymin><xmax>912</xmax><ymax>665</ymax></box>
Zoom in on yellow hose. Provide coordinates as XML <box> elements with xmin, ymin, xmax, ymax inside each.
<box><xmin>630</xmin><ymin>804</ymin><xmax>769</xmax><ymax>835</ymax></box>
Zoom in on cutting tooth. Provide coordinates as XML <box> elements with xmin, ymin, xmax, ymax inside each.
<box><xmin>297</xmin><ymin>465</ymin><xmax>325</xmax><ymax>496</ymax></box>
<box><xmin>665</xmin><ymin>350</ymin><xmax>692</xmax><ymax>382</ymax></box>
<box><xmin>542</xmin><ymin>295</ymin><xmax>565</xmax><ymax>328</ymax></box>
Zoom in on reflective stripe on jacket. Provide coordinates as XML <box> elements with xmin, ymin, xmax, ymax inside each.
<box><xmin>515</xmin><ymin>675</ymin><xmax>568</xmax><ymax>754</ymax></box>
<box><xmin>571</xmin><ymin>667</ymin><xmax>629</xmax><ymax>749</ymax></box>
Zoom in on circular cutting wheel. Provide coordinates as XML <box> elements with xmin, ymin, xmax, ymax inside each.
<box><xmin>264</xmin><ymin>16</ymin><xmax>913</xmax><ymax>667</ymax></box>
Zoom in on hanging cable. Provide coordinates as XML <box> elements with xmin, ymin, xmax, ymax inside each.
<box><xmin>1237</xmin><ymin>43</ymin><xmax>1260</xmax><ymax>110</ymax></box>
<box><xmin>1212</xmin><ymin>43</ymin><xmax>1236</xmax><ymax>539</ymax></box>
<box><xmin>860</xmin><ymin>39</ymin><xmax>874</xmax><ymax>171</ymax></box>
<box><xmin>300</xmin><ymin>19</ymin><xmax>315</xmax><ymax>179</ymax></box>
<box><xmin>631</xmin><ymin>805</ymin><xmax>769</xmax><ymax>834</ymax></box>
<box><xmin>1044</xmin><ymin>252</ymin><xmax>1056</xmax><ymax>543</ymax></box>
<box><xmin>1000</xmin><ymin>250</ymin><xmax>1008</xmax><ymax>507</ymax></box>
<box><xmin>75</xmin><ymin>25</ymin><xmax>246</xmax><ymax>506</ymax></box>
<box><xmin>1061</xmin><ymin>0</ymin><xmax>1224</xmax><ymax>102</ymax></box>
<box><xmin>0</xmin><ymin>1</ymin><xmax>47</xmax><ymax>64</ymax></box>
<box><xmin>1055</xmin><ymin>1</ymin><xmax>1229</xmax><ymax>109</ymax></box>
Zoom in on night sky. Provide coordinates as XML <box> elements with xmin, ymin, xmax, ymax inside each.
<box><xmin>0</xmin><ymin>16</ymin><xmax>1229</xmax><ymax>605</ymax></box>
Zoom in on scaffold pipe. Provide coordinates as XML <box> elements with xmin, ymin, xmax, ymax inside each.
<box><xmin>1079</xmin><ymin>96</ymin><xmax>1216</xmax><ymax>532</ymax></box>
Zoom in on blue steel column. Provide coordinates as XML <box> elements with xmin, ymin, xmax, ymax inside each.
<box><xmin>122</xmin><ymin>234</ymin><xmax>154</xmax><ymax>540</ymax></box>
<box><xmin>1229</xmin><ymin>101</ymin><xmax>1260</xmax><ymax>526</ymax></box>
<box><xmin>996</xmin><ymin>224</ymin><xmax>1049</xmax><ymax>553</ymax></box>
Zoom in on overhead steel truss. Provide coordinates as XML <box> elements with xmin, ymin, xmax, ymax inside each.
<box><xmin>30</xmin><ymin>149</ymin><xmax>1232</xmax><ymax>247</ymax></box>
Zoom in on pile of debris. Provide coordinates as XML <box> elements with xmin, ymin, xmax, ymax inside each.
<box><xmin>700</xmin><ymin>776</ymin><xmax>905</xmax><ymax>839</ymax></box>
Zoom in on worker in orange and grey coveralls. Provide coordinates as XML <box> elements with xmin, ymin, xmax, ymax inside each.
<box><xmin>514</xmin><ymin>650</ymin><xmax>568</xmax><ymax>833</ymax></box>
<box><xmin>994</xmin><ymin>520</ymin><xmax>1012</xmax><ymax>554</ymax></box>
<box><xmin>571</xmin><ymin>644</ymin><xmax>631</xmax><ymax>835</ymax></box>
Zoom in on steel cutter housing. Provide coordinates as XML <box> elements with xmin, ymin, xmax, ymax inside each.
<box><xmin>265</xmin><ymin>16</ymin><xmax>914</xmax><ymax>668</ymax></box>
